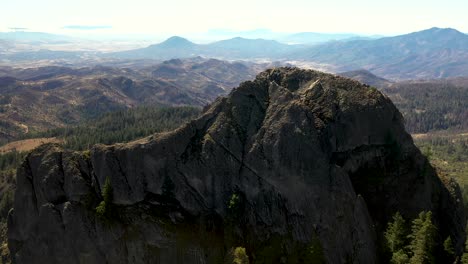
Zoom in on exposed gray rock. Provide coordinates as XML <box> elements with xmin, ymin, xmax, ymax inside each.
<box><xmin>8</xmin><ymin>67</ymin><xmax>466</xmax><ymax>263</ymax></box>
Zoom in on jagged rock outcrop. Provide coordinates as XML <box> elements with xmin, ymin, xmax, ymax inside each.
<box><xmin>8</xmin><ymin>68</ymin><xmax>466</xmax><ymax>263</ymax></box>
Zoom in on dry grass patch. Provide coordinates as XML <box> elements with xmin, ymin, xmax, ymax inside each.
<box><xmin>0</xmin><ymin>137</ymin><xmax>62</xmax><ymax>154</ymax></box>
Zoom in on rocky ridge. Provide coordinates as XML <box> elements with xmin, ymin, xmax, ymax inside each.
<box><xmin>7</xmin><ymin>68</ymin><xmax>466</xmax><ymax>263</ymax></box>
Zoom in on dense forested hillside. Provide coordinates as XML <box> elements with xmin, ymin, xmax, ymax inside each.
<box><xmin>26</xmin><ymin>106</ymin><xmax>201</xmax><ymax>150</ymax></box>
<box><xmin>0</xmin><ymin>105</ymin><xmax>200</xmax><ymax>262</ymax></box>
<box><xmin>340</xmin><ymin>72</ymin><xmax>468</xmax><ymax>134</ymax></box>
<box><xmin>383</xmin><ymin>79</ymin><xmax>468</xmax><ymax>133</ymax></box>
<box><xmin>414</xmin><ymin>134</ymin><xmax>468</xmax><ymax>185</ymax></box>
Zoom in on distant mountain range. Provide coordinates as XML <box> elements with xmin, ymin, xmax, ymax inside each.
<box><xmin>291</xmin><ymin>27</ymin><xmax>468</xmax><ymax>79</ymax></box>
<box><xmin>278</xmin><ymin>32</ymin><xmax>380</xmax><ymax>44</ymax></box>
<box><xmin>111</xmin><ymin>36</ymin><xmax>298</xmax><ymax>60</ymax></box>
<box><xmin>201</xmin><ymin>29</ymin><xmax>378</xmax><ymax>44</ymax></box>
<box><xmin>111</xmin><ymin>27</ymin><xmax>468</xmax><ymax>79</ymax></box>
<box><xmin>1</xmin><ymin>27</ymin><xmax>468</xmax><ymax>79</ymax></box>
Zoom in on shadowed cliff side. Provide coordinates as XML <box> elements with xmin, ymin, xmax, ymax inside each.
<box><xmin>8</xmin><ymin>67</ymin><xmax>466</xmax><ymax>263</ymax></box>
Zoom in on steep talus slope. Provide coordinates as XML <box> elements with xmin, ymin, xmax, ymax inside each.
<box><xmin>7</xmin><ymin>68</ymin><xmax>465</xmax><ymax>263</ymax></box>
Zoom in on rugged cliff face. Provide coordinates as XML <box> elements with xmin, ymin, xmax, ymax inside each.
<box><xmin>7</xmin><ymin>68</ymin><xmax>466</xmax><ymax>263</ymax></box>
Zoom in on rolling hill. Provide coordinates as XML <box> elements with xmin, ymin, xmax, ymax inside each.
<box><xmin>0</xmin><ymin>58</ymin><xmax>266</xmax><ymax>144</ymax></box>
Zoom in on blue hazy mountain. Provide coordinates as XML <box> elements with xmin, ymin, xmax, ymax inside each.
<box><xmin>0</xmin><ymin>31</ymin><xmax>71</xmax><ymax>43</ymax></box>
<box><xmin>279</xmin><ymin>32</ymin><xmax>362</xmax><ymax>44</ymax></box>
<box><xmin>3</xmin><ymin>28</ymin><xmax>468</xmax><ymax>79</ymax></box>
<box><xmin>202</xmin><ymin>29</ymin><xmax>377</xmax><ymax>44</ymax></box>
<box><xmin>206</xmin><ymin>37</ymin><xmax>294</xmax><ymax>57</ymax></box>
<box><xmin>289</xmin><ymin>27</ymin><xmax>468</xmax><ymax>79</ymax></box>
<box><xmin>112</xmin><ymin>36</ymin><xmax>202</xmax><ymax>59</ymax></box>
<box><xmin>112</xmin><ymin>36</ymin><xmax>301</xmax><ymax>60</ymax></box>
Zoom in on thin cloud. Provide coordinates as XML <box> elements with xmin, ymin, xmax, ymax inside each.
<box><xmin>9</xmin><ymin>27</ymin><xmax>29</xmax><ymax>31</ymax></box>
<box><xmin>63</xmin><ymin>25</ymin><xmax>112</xmax><ymax>30</ymax></box>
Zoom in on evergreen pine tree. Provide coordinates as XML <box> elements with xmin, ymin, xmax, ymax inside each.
<box><xmin>385</xmin><ymin>212</ymin><xmax>408</xmax><ymax>253</ymax></box>
<box><xmin>96</xmin><ymin>176</ymin><xmax>113</xmax><ymax>219</ymax></box>
<box><xmin>443</xmin><ymin>236</ymin><xmax>455</xmax><ymax>257</ymax></box>
<box><xmin>408</xmin><ymin>211</ymin><xmax>436</xmax><ymax>264</ymax></box>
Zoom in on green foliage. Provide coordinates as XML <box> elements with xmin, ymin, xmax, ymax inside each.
<box><xmin>384</xmin><ymin>211</ymin><xmax>439</xmax><ymax>264</ymax></box>
<box><xmin>383</xmin><ymin>82</ymin><xmax>468</xmax><ymax>133</ymax></box>
<box><xmin>369</xmin><ymin>86</ymin><xmax>378</xmax><ymax>93</ymax></box>
<box><xmin>414</xmin><ymin>135</ymin><xmax>468</xmax><ymax>186</ymax></box>
<box><xmin>95</xmin><ymin>177</ymin><xmax>113</xmax><ymax>220</ymax></box>
<box><xmin>82</xmin><ymin>150</ymin><xmax>91</xmax><ymax>161</ymax></box>
<box><xmin>421</xmin><ymin>146</ymin><xmax>433</xmax><ymax>161</ymax></box>
<box><xmin>443</xmin><ymin>236</ymin><xmax>455</xmax><ymax>257</ymax></box>
<box><xmin>462</xmin><ymin>254</ymin><xmax>468</xmax><ymax>264</ymax></box>
<box><xmin>102</xmin><ymin>177</ymin><xmax>113</xmax><ymax>204</ymax></box>
<box><xmin>226</xmin><ymin>192</ymin><xmax>245</xmax><ymax>225</ymax></box>
<box><xmin>0</xmin><ymin>151</ymin><xmax>26</xmax><ymax>171</ymax></box>
<box><xmin>95</xmin><ymin>202</ymin><xmax>106</xmax><ymax>218</ymax></box>
<box><xmin>228</xmin><ymin>193</ymin><xmax>240</xmax><ymax>210</ymax></box>
<box><xmin>25</xmin><ymin>106</ymin><xmax>200</xmax><ymax>151</ymax></box>
<box><xmin>385</xmin><ymin>212</ymin><xmax>407</xmax><ymax>253</ymax></box>
<box><xmin>408</xmin><ymin>211</ymin><xmax>437</xmax><ymax>264</ymax></box>
<box><xmin>226</xmin><ymin>247</ymin><xmax>249</xmax><ymax>264</ymax></box>
<box><xmin>391</xmin><ymin>249</ymin><xmax>409</xmax><ymax>264</ymax></box>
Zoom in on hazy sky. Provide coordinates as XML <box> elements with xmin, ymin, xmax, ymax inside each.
<box><xmin>1</xmin><ymin>0</ymin><xmax>467</xmax><ymax>37</ymax></box>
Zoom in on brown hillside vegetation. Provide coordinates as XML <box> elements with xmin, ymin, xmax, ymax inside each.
<box><xmin>0</xmin><ymin>137</ymin><xmax>62</xmax><ymax>154</ymax></box>
<box><xmin>0</xmin><ymin>58</ymin><xmax>269</xmax><ymax>144</ymax></box>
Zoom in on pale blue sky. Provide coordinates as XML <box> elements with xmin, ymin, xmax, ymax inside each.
<box><xmin>1</xmin><ymin>0</ymin><xmax>467</xmax><ymax>36</ymax></box>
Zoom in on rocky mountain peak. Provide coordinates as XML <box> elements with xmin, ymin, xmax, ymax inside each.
<box><xmin>398</xmin><ymin>27</ymin><xmax>468</xmax><ymax>49</ymax></box>
<box><xmin>158</xmin><ymin>36</ymin><xmax>195</xmax><ymax>48</ymax></box>
<box><xmin>425</xmin><ymin>27</ymin><xmax>466</xmax><ymax>36</ymax></box>
<box><xmin>7</xmin><ymin>67</ymin><xmax>465</xmax><ymax>263</ymax></box>
<box><xmin>141</xmin><ymin>36</ymin><xmax>196</xmax><ymax>52</ymax></box>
